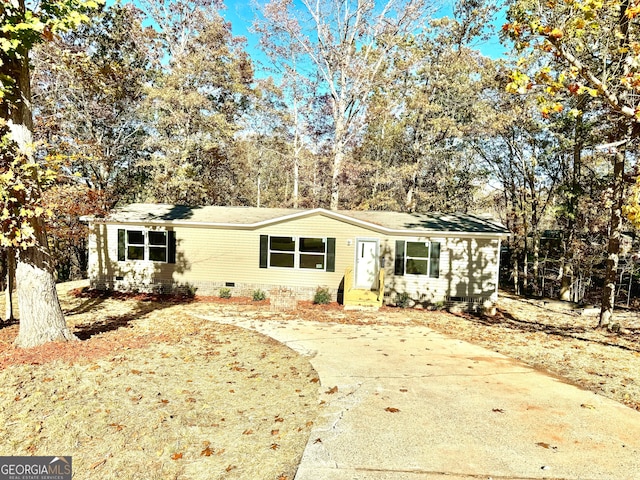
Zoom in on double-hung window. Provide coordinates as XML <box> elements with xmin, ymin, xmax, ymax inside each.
<box><xmin>126</xmin><ymin>230</ymin><xmax>145</xmax><ymax>260</ymax></box>
<box><xmin>118</xmin><ymin>228</ymin><xmax>175</xmax><ymax>263</ymax></box>
<box><xmin>299</xmin><ymin>237</ymin><xmax>327</xmax><ymax>269</ymax></box>
<box><xmin>269</xmin><ymin>236</ymin><xmax>296</xmax><ymax>268</ymax></box>
<box><xmin>148</xmin><ymin>231</ymin><xmax>168</xmax><ymax>262</ymax></box>
<box><xmin>395</xmin><ymin>240</ymin><xmax>440</xmax><ymax>278</ymax></box>
<box><xmin>260</xmin><ymin>235</ymin><xmax>335</xmax><ymax>271</ymax></box>
<box><xmin>405</xmin><ymin>241</ymin><xmax>430</xmax><ymax>275</ymax></box>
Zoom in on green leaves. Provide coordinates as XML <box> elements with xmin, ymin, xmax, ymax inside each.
<box><xmin>0</xmin><ymin>141</ymin><xmax>58</xmax><ymax>248</ymax></box>
<box><xmin>140</xmin><ymin>1</ymin><xmax>254</xmax><ymax>205</ymax></box>
<box><xmin>504</xmin><ymin>0</ymin><xmax>640</xmax><ymax>121</ymax></box>
<box><xmin>0</xmin><ymin>0</ymin><xmax>103</xmax><ymax>54</ymax></box>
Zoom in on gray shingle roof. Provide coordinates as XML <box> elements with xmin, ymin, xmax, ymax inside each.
<box><xmin>95</xmin><ymin>203</ymin><xmax>509</xmax><ymax>236</ymax></box>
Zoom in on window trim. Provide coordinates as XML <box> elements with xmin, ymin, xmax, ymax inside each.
<box><xmin>260</xmin><ymin>235</ymin><xmax>335</xmax><ymax>272</ymax></box>
<box><xmin>405</xmin><ymin>241</ymin><xmax>430</xmax><ymax>276</ymax></box>
<box><xmin>395</xmin><ymin>239</ymin><xmax>440</xmax><ymax>278</ymax></box>
<box><xmin>126</xmin><ymin>229</ymin><xmax>146</xmax><ymax>261</ymax></box>
<box><xmin>267</xmin><ymin>236</ymin><xmax>328</xmax><ymax>270</ymax></box>
<box><xmin>268</xmin><ymin>235</ymin><xmax>296</xmax><ymax>269</ymax></box>
<box><xmin>148</xmin><ymin>230</ymin><xmax>169</xmax><ymax>263</ymax></box>
<box><xmin>117</xmin><ymin>228</ymin><xmax>174</xmax><ymax>264</ymax></box>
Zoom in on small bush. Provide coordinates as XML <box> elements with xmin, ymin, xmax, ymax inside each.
<box><xmin>434</xmin><ymin>300</ymin><xmax>445</xmax><ymax>310</ymax></box>
<box><xmin>252</xmin><ymin>289</ymin><xmax>266</xmax><ymax>301</ymax></box>
<box><xmin>218</xmin><ymin>287</ymin><xmax>232</xmax><ymax>299</ymax></box>
<box><xmin>313</xmin><ymin>287</ymin><xmax>332</xmax><ymax>305</ymax></box>
<box><xmin>182</xmin><ymin>283</ymin><xmax>198</xmax><ymax>298</ymax></box>
<box><xmin>395</xmin><ymin>292</ymin><xmax>412</xmax><ymax>308</ymax></box>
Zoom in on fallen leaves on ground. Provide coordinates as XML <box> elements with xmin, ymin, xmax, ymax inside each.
<box><xmin>3</xmin><ymin>281</ymin><xmax>640</xmax><ymax>480</ymax></box>
<box><xmin>0</xmin><ymin>281</ymin><xmax>319</xmax><ymax>480</ymax></box>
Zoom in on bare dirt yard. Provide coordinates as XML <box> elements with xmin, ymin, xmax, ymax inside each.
<box><xmin>1</xmin><ymin>282</ymin><xmax>639</xmax><ymax>480</ymax></box>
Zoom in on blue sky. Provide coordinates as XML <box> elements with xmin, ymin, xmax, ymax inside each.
<box><xmin>119</xmin><ymin>0</ymin><xmax>508</xmax><ymax>75</ymax></box>
<box><xmin>219</xmin><ymin>0</ymin><xmax>509</xmax><ymax>73</ymax></box>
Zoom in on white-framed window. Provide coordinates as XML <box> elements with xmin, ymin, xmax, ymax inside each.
<box><xmin>299</xmin><ymin>237</ymin><xmax>327</xmax><ymax>269</ymax></box>
<box><xmin>148</xmin><ymin>230</ymin><xmax>168</xmax><ymax>262</ymax></box>
<box><xmin>395</xmin><ymin>240</ymin><xmax>440</xmax><ymax>278</ymax></box>
<box><xmin>269</xmin><ymin>236</ymin><xmax>296</xmax><ymax>268</ymax></box>
<box><xmin>260</xmin><ymin>235</ymin><xmax>335</xmax><ymax>271</ymax></box>
<box><xmin>118</xmin><ymin>228</ymin><xmax>173</xmax><ymax>263</ymax></box>
<box><xmin>268</xmin><ymin>236</ymin><xmax>327</xmax><ymax>269</ymax></box>
<box><xmin>406</xmin><ymin>241</ymin><xmax>430</xmax><ymax>275</ymax></box>
<box><xmin>126</xmin><ymin>230</ymin><xmax>145</xmax><ymax>261</ymax></box>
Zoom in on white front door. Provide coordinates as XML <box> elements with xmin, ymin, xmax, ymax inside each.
<box><xmin>355</xmin><ymin>239</ymin><xmax>379</xmax><ymax>289</ymax></box>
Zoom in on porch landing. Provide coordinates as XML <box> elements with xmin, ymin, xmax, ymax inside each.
<box><xmin>342</xmin><ymin>267</ymin><xmax>384</xmax><ymax>311</ymax></box>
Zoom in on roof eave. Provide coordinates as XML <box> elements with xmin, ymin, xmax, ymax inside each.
<box><xmin>87</xmin><ymin>207</ymin><xmax>510</xmax><ymax>237</ymax></box>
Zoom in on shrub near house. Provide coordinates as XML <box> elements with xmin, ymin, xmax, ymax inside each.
<box><xmin>84</xmin><ymin>204</ymin><xmax>509</xmax><ymax>310</ymax></box>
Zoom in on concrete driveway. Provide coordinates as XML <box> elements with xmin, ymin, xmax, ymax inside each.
<box><xmin>208</xmin><ymin>316</ymin><xmax>640</xmax><ymax>480</ymax></box>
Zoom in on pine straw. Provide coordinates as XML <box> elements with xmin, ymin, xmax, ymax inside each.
<box><xmin>0</xmin><ymin>282</ymin><xmax>319</xmax><ymax>480</ymax></box>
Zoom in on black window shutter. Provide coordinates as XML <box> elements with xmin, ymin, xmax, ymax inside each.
<box><xmin>326</xmin><ymin>238</ymin><xmax>336</xmax><ymax>272</ymax></box>
<box><xmin>259</xmin><ymin>235</ymin><xmax>268</xmax><ymax>268</ymax></box>
<box><xmin>168</xmin><ymin>231</ymin><xmax>176</xmax><ymax>264</ymax></box>
<box><xmin>394</xmin><ymin>240</ymin><xmax>405</xmax><ymax>276</ymax></box>
<box><xmin>118</xmin><ymin>229</ymin><xmax>125</xmax><ymax>261</ymax></box>
<box><xmin>429</xmin><ymin>242</ymin><xmax>441</xmax><ymax>278</ymax></box>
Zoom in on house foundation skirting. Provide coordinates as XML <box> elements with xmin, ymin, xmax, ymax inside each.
<box><xmin>445</xmin><ymin>296</ymin><xmax>495</xmax><ymax>314</ymax></box>
<box><xmin>90</xmin><ymin>276</ymin><xmax>339</xmax><ymax>302</ymax></box>
<box><xmin>89</xmin><ymin>277</ymin><xmax>495</xmax><ymax>313</ymax></box>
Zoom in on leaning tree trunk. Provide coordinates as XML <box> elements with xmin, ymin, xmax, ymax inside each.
<box><xmin>598</xmin><ymin>145</ymin><xmax>626</xmax><ymax>330</ymax></box>
<box><xmin>1</xmin><ymin>2</ymin><xmax>75</xmax><ymax>347</ymax></box>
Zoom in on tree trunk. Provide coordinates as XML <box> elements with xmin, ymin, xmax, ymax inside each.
<box><xmin>1</xmin><ymin>0</ymin><xmax>75</xmax><ymax>347</ymax></box>
<box><xmin>598</xmin><ymin>145</ymin><xmax>626</xmax><ymax>330</ymax></box>
<box><xmin>330</xmin><ymin>148</ymin><xmax>344</xmax><ymax>211</ymax></box>
<box><xmin>14</xmin><ymin>235</ymin><xmax>75</xmax><ymax>347</ymax></box>
<box><xmin>511</xmin><ymin>242</ymin><xmax>520</xmax><ymax>295</ymax></box>
<box><xmin>292</xmin><ymin>94</ymin><xmax>301</xmax><ymax>209</ymax></box>
<box><xmin>560</xmin><ymin>98</ymin><xmax>584</xmax><ymax>302</ymax></box>
<box><xmin>330</xmin><ymin>112</ymin><xmax>347</xmax><ymax>211</ymax></box>
<box><xmin>405</xmin><ymin>172</ymin><xmax>417</xmax><ymax>212</ymax></box>
<box><xmin>5</xmin><ymin>249</ymin><xmax>15</xmax><ymax>322</ymax></box>
<box><xmin>559</xmin><ymin>258</ymin><xmax>573</xmax><ymax>301</ymax></box>
<box><xmin>599</xmin><ymin>3</ymin><xmax>633</xmax><ymax>330</ymax></box>
<box><xmin>293</xmin><ymin>156</ymin><xmax>299</xmax><ymax>208</ymax></box>
<box><xmin>522</xmin><ymin>219</ymin><xmax>529</xmax><ymax>295</ymax></box>
<box><xmin>532</xmin><ymin>231</ymin><xmax>540</xmax><ymax>296</ymax></box>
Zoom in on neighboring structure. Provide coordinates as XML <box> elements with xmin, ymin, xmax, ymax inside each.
<box><xmin>84</xmin><ymin>204</ymin><xmax>510</xmax><ymax>310</ymax></box>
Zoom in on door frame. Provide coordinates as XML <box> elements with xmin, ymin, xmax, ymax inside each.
<box><xmin>354</xmin><ymin>238</ymin><xmax>379</xmax><ymax>289</ymax></box>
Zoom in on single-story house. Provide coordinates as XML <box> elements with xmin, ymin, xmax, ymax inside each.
<box><xmin>84</xmin><ymin>204</ymin><xmax>510</xmax><ymax>310</ymax></box>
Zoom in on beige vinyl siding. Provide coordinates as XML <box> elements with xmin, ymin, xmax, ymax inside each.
<box><xmin>89</xmin><ymin>214</ymin><xmax>386</xmax><ymax>296</ymax></box>
<box><xmin>382</xmin><ymin>237</ymin><xmax>449</xmax><ymax>304</ymax></box>
<box><xmin>88</xmin><ymin>223</ymin><xmax>178</xmax><ymax>291</ymax></box>
<box><xmin>87</xmin><ymin>212</ymin><xmax>501</xmax><ymax>305</ymax></box>
<box><xmin>444</xmin><ymin>237</ymin><xmax>499</xmax><ymax>300</ymax></box>
<box><xmin>383</xmin><ymin>236</ymin><xmax>500</xmax><ymax>305</ymax></box>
